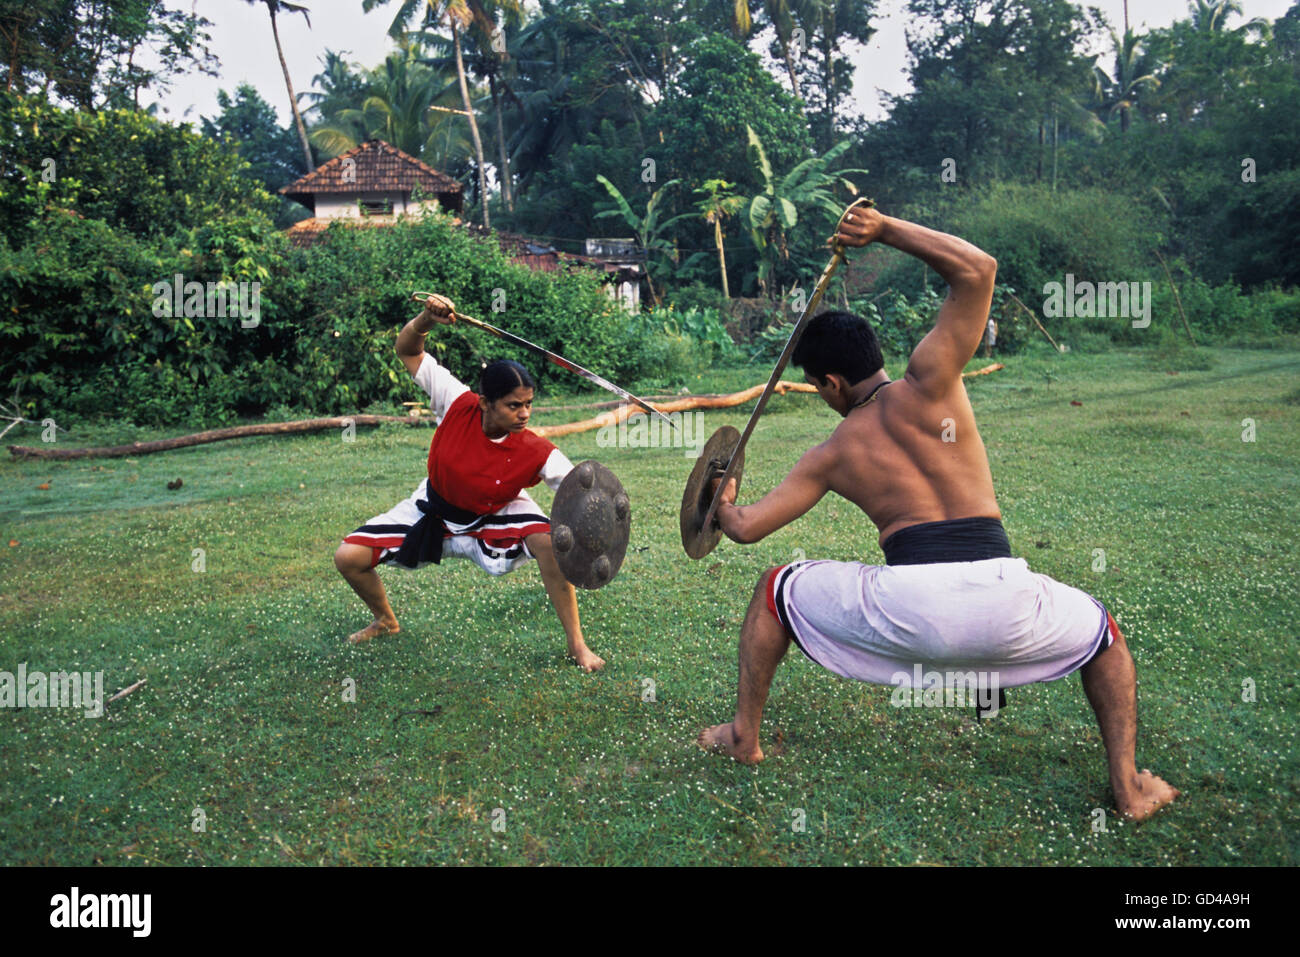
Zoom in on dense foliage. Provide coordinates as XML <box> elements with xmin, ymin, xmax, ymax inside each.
<box><xmin>2</xmin><ymin>0</ymin><xmax>1299</xmax><ymax>427</ymax></box>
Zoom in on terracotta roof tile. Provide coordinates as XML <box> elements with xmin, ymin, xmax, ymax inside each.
<box><xmin>280</xmin><ymin>140</ymin><xmax>463</xmax><ymax>203</ymax></box>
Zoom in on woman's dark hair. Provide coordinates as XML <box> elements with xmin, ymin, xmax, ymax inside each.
<box><xmin>477</xmin><ymin>359</ymin><xmax>536</xmax><ymax>402</ymax></box>
<box><xmin>791</xmin><ymin>310</ymin><xmax>884</xmax><ymax>385</ymax></box>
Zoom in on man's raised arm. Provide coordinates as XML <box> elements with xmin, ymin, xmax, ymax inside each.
<box><xmin>835</xmin><ymin>208</ymin><xmax>996</xmax><ymax>397</ymax></box>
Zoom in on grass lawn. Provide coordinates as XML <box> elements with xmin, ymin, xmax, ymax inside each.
<box><xmin>1</xmin><ymin>346</ymin><xmax>1297</xmax><ymax>865</ymax></box>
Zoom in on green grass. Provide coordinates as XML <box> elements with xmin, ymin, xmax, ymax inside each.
<box><xmin>1</xmin><ymin>348</ymin><xmax>1297</xmax><ymax>865</ymax></box>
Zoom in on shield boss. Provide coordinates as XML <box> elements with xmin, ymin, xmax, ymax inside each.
<box><xmin>551</xmin><ymin>460</ymin><xmax>631</xmax><ymax>589</ymax></box>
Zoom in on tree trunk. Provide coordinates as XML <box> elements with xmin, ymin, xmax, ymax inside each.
<box><xmin>782</xmin><ymin>43</ymin><xmax>803</xmax><ymax>102</ymax></box>
<box><xmin>822</xmin><ymin>29</ymin><xmax>834</xmax><ymax>148</ymax></box>
<box><xmin>643</xmin><ymin>264</ymin><xmax>660</xmax><ymax>308</ymax></box>
<box><xmin>1052</xmin><ymin>114</ymin><xmax>1059</xmax><ymax>190</ymax></box>
<box><xmin>453</xmin><ymin>21</ymin><xmax>490</xmax><ymax>229</ymax></box>
<box><xmin>1036</xmin><ymin>119</ymin><xmax>1043</xmax><ymax>181</ymax></box>
<box><xmin>490</xmin><ymin>72</ymin><xmax>513</xmax><ymax>212</ymax></box>
<box><xmin>5</xmin><ymin>23</ymin><xmax>19</xmax><ymax>93</ymax></box>
<box><xmin>268</xmin><ymin>7</ymin><xmax>314</xmax><ymax>174</ymax></box>
<box><xmin>714</xmin><ymin>217</ymin><xmax>730</xmax><ymax>299</ymax></box>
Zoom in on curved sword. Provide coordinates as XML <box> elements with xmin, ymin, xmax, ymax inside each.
<box><xmin>411</xmin><ymin>292</ymin><xmax>676</xmax><ymax>430</ymax></box>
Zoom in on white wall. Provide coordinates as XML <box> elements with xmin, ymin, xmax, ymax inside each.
<box><xmin>313</xmin><ymin>192</ymin><xmax>440</xmax><ymax>219</ymax></box>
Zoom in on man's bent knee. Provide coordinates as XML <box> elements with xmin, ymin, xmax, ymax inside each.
<box><xmin>754</xmin><ymin>566</ymin><xmax>782</xmax><ymax>600</ymax></box>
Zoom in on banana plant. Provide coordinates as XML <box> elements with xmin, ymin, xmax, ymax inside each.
<box><xmin>594</xmin><ymin>175</ymin><xmax>694</xmax><ymax>307</ymax></box>
<box><xmin>744</xmin><ymin>124</ymin><xmax>867</xmax><ymax>298</ymax></box>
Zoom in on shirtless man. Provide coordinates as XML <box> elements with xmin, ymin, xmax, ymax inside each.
<box><xmin>333</xmin><ymin>294</ymin><xmax>604</xmax><ymax>672</ymax></box>
<box><xmin>697</xmin><ymin>206</ymin><xmax>1178</xmax><ymax>821</ymax></box>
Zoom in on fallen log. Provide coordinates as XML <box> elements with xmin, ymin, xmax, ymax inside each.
<box><xmin>528</xmin><ymin>380</ymin><xmax>817</xmax><ymax>439</ymax></box>
<box><xmin>8</xmin><ymin>365</ymin><xmax>1005</xmax><ymax>457</ymax></box>
<box><xmin>8</xmin><ymin>414</ymin><xmax>426</xmax><ymax>460</ymax></box>
<box><xmin>529</xmin><ymin>364</ymin><xmax>1003</xmax><ymax>438</ymax></box>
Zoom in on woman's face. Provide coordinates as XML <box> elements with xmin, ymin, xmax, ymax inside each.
<box><xmin>479</xmin><ymin>385</ymin><xmax>535</xmax><ymax>437</ymax></box>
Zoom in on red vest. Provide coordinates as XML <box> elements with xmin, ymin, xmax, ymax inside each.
<box><xmin>427</xmin><ymin>391</ymin><xmax>555</xmax><ymax>514</ymax></box>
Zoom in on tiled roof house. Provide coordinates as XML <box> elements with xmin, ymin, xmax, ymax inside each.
<box><xmin>279</xmin><ymin>139</ymin><xmax>463</xmax><ymax>246</ymax></box>
<box><xmin>280</xmin><ymin>140</ymin><xmax>641</xmax><ymax>312</ymax></box>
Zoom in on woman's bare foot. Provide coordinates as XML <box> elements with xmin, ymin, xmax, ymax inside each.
<box><xmin>568</xmin><ymin>643</ymin><xmax>605</xmax><ymax>672</ymax></box>
<box><xmin>697</xmin><ymin>722</ymin><xmax>764</xmax><ymax>764</ymax></box>
<box><xmin>1116</xmin><ymin>770</ymin><xmax>1180</xmax><ymax>821</ymax></box>
<box><xmin>348</xmin><ymin>617</ymin><xmax>400</xmax><ymax>644</ymax></box>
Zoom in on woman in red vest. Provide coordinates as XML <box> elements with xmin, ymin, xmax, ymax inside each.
<box><xmin>334</xmin><ymin>294</ymin><xmax>604</xmax><ymax>672</ymax></box>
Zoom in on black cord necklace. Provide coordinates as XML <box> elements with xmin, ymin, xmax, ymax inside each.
<box><xmin>851</xmin><ymin>379</ymin><xmax>891</xmax><ymax>410</ymax></box>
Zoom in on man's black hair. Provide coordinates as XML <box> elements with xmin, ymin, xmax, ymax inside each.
<box><xmin>478</xmin><ymin>359</ymin><xmax>536</xmax><ymax>402</ymax></box>
<box><xmin>791</xmin><ymin>310</ymin><xmax>884</xmax><ymax>385</ymax></box>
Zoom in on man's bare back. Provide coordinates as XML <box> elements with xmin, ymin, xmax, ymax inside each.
<box><xmin>715</xmin><ymin>207</ymin><xmax>1004</xmax><ymax>547</ymax></box>
<box><xmin>810</xmin><ymin>373</ymin><xmax>998</xmax><ymax>544</ymax></box>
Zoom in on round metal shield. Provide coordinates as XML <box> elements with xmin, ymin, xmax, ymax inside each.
<box><xmin>551</xmin><ymin>460</ymin><xmax>631</xmax><ymax>589</ymax></box>
<box><xmin>680</xmin><ymin>426</ymin><xmax>744</xmax><ymax>560</ymax></box>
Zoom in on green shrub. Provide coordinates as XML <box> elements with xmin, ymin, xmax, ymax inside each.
<box><xmin>278</xmin><ymin>211</ymin><xmax>634</xmax><ymax>412</ymax></box>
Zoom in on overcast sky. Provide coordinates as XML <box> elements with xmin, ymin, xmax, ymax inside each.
<box><xmin>150</xmin><ymin>1</ymin><xmax>1294</xmax><ymax>127</ymax></box>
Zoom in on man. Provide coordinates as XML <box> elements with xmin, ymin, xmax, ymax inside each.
<box><xmin>697</xmin><ymin>206</ymin><xmax>1178</xmax><ymax>821</ymax></box>
<box><xmin>333</xmin><ymin>294</ymin><xmax>605</xmax><ymax>672</ymax></box>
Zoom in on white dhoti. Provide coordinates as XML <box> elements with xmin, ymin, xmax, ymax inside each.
<box><xmin>768</xmin><ymin>557</ymin><xmax>1114</xmax><ymax>688</ymax></box>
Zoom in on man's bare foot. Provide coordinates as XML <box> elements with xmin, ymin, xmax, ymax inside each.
<box><xmin>697</xmin><ymin>722</ymin><xmax>764</xmax><ymax>764</ymax></box>
<box><xmin>1116</xmin><ymin>770</ymin><xmax>1180</xmax><ymax>821</ymax></box>
<box><xmin>348</xmin><ymin>617</ymin><xmax>400</xmax><ymax>644</ymax></box>
<box><xmin>569</xmin><ymin>644</ymin><xmax>605</xmax><ymax>672</ymax></box>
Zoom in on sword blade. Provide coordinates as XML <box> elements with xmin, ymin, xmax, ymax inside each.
<box><xmin>411</xmin><ymin>293</ymin><xmax>675</xmax><ymax>429</ymax></box>
<box><xmin>445</xmin><ymin>307</ymin><xmax>676</xmax><ymax>430</ymax></box>
<box><xmin>698</xmin><ymin>247</ymin><xmax>847</xmax><ymax>533</ymax></box>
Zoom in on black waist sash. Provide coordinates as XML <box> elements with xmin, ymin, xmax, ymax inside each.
<box><xmin>880</xmin><ymin>516</ymin><xmax>1012</xmax><ymax>567</ymax></box>
<box><xmin>391</xmin><ymin>484</ymin><xmax>480</xmax><ymax>569</ymax></box>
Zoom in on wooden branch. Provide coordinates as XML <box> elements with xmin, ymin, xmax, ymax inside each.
<box><xmin>527</xmin><ymin>381</ymin><xmax>817</xmax><ymax>438</ymax></box>
<box><xmin>9</xmin><ymin>414</ymin><xmax>427</xmax><ymax>460</ymax></box>
<box><xmin>105</xmin><ymin>679</ymin><xmax>146</xmax><ymax>706</ymax></box>
<box><xmin>529</xmin><ymin>365</ymin><xmax>1003</xmax><ymax>439</ymax></box>
<box><xmin>1154</xmin><ymin>249</ymin><xmax>1196</xmax><ymax>346</ymax></box>
<box><xmin>1007</xmin><ymin>292</ymin><xmax>1061</xmax><ymax>351</ymax></box>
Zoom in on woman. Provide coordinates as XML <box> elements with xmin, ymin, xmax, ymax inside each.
<box><xmin>333</xmin><ymin>293</ymin><xmax>604</xmax><ymax>672</ymax></box>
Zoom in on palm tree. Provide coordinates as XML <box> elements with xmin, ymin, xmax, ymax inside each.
<box><xmin>414</xmin><ymin>1</ymin><xmax>527</xmax><ymax>213</ymax></box>
<box><xmin>1187</xmin><ymin>0</ymin><xmax>1271</xmax><ymax>40</ymax></box>
<box><xmin>1092</xmin><ymin>28</ymin><xmax>1160</xmax><ymax>133</ymax></box>
<box><xmin>309</xmin><ymin>38</ymin><xmax>468</xmax><ymax>166</ymax></box>
<box><xmin>242</xmin><ymin>1</ymin><xmax>315</xmax><ymax>173</ymax></box>
<box><xmin>694</xmin><ymin>180</ymin><xmax>746</xmax><ymax>299</ymax></box>
<box><xmin>365</xmin><ymin>0</ymin><xmax>495</xmax><ymax>227</ymax></box>
<box><xmin>731</xmin><ymin>0</ymin><xmax>829</xmax><ymax>103</ymax></box>
<box><xmin>301</xmin><ymin>50</ymin><xmax>367</xmax><ymax>122</ymax></box>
